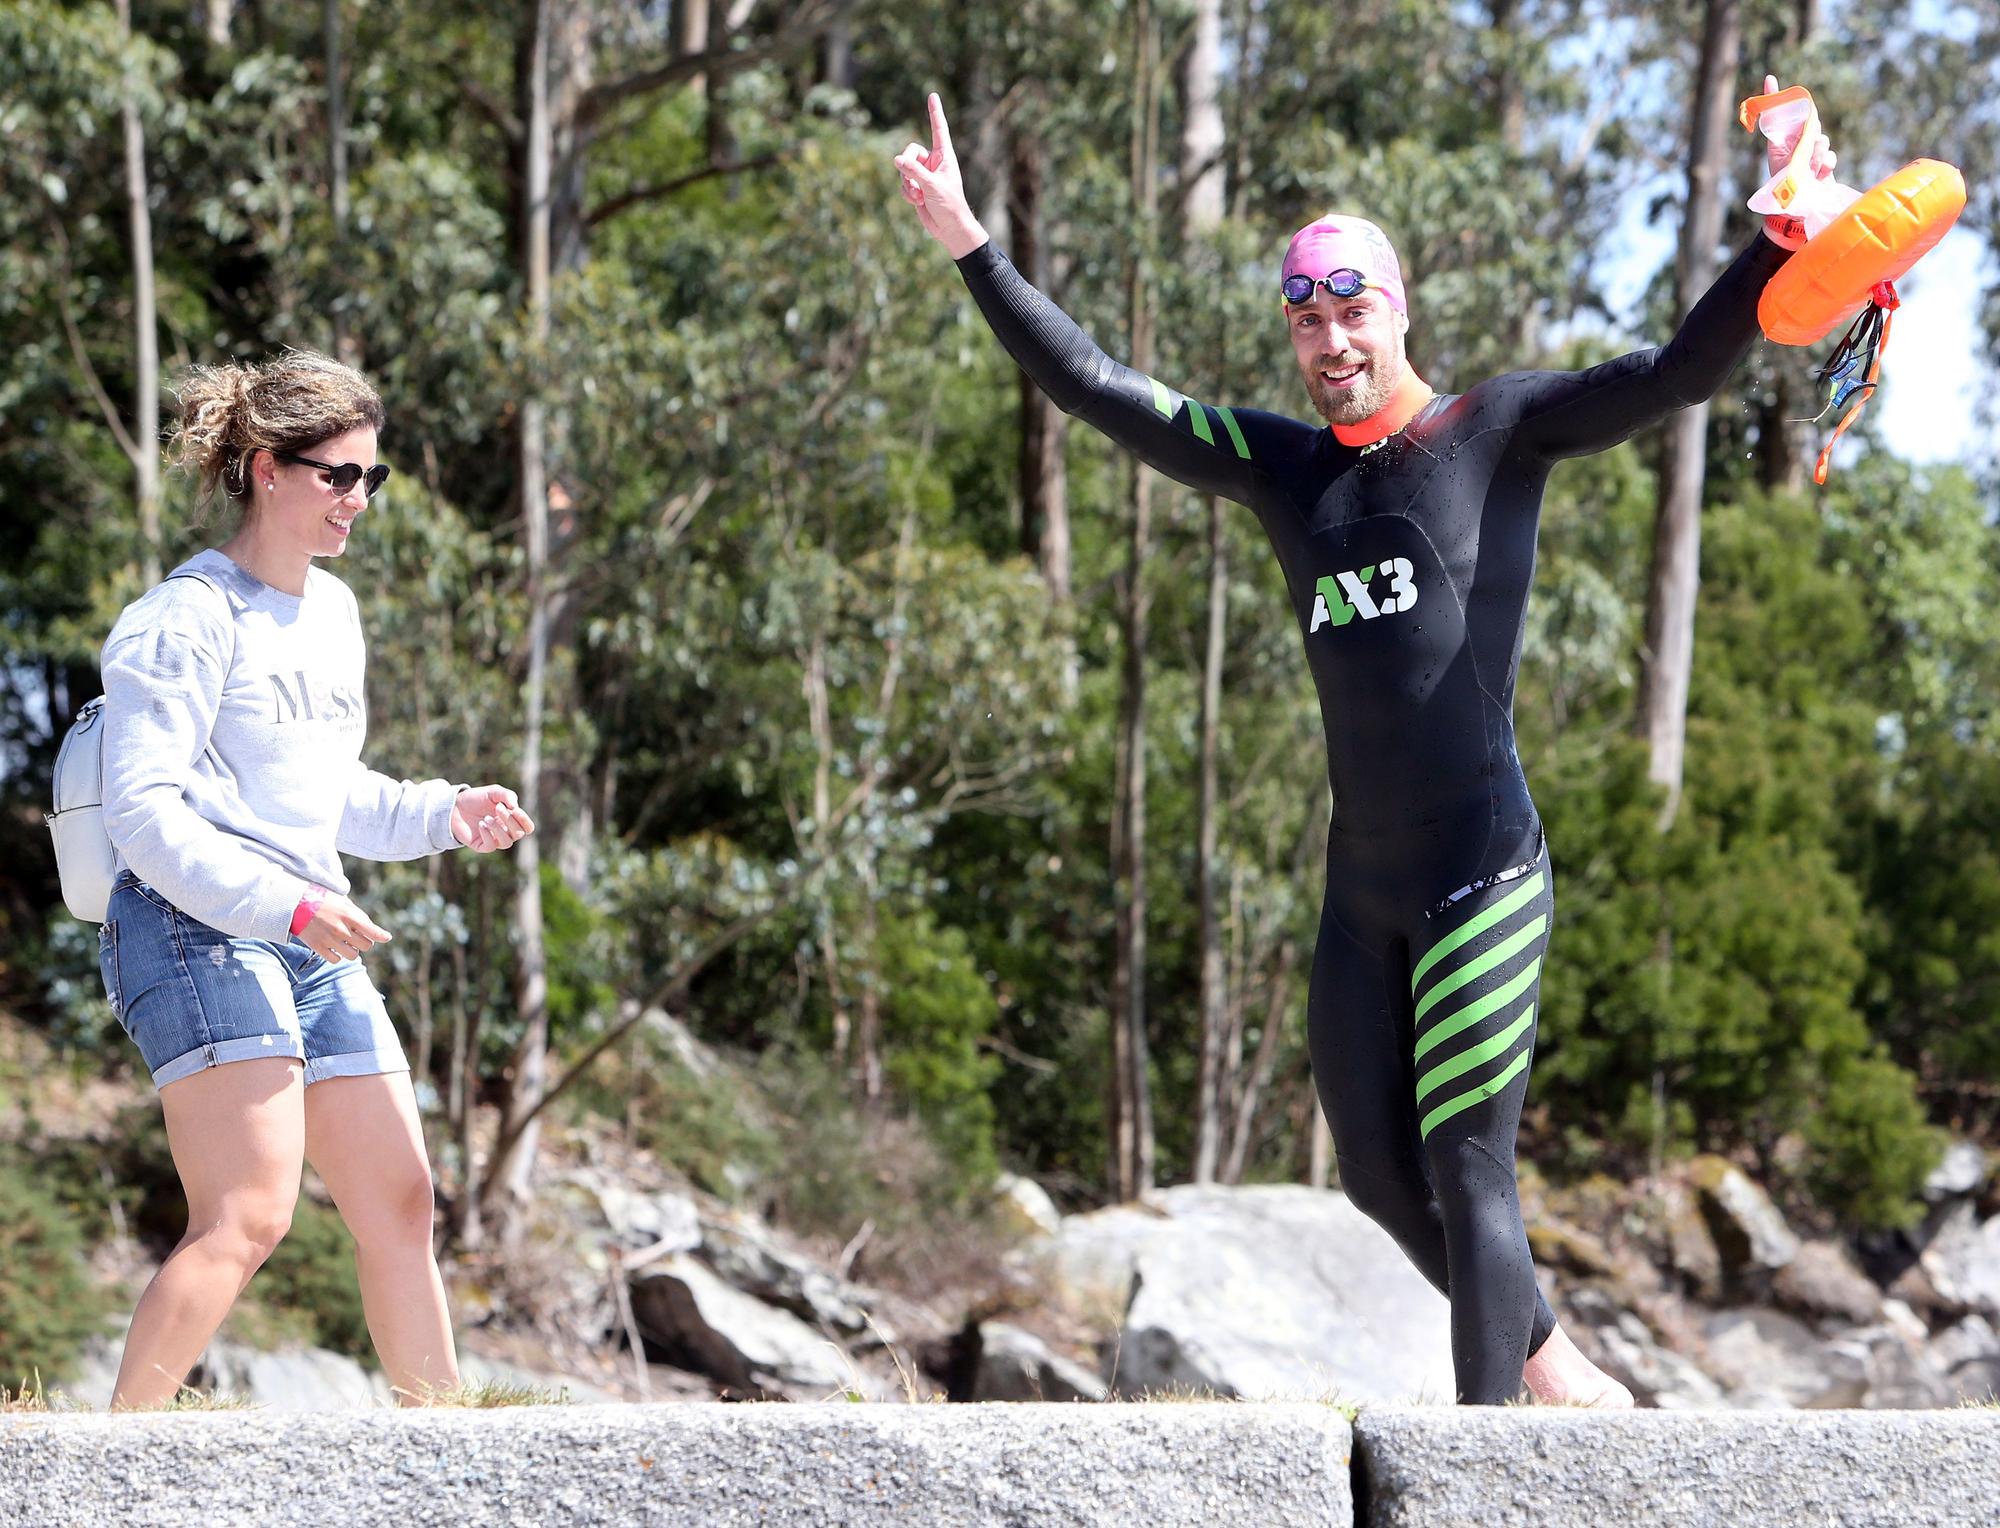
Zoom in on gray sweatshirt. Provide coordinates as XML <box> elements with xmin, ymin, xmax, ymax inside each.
<box><xmin>100</xmin><ymin>549</ymin><xmax>462</xmax><ymax>942</ymax></box>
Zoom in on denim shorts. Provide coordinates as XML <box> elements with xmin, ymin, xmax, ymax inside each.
<box><xmin>98</xmin><ymin>872</ymin><xmax>408</xmax><ymax>1090</ymax></box>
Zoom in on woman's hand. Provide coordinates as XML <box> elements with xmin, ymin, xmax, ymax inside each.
<box><xmin>300</xmin><ymin>892</ymin><xmax>393</xmax><ymax>963</ymax></box>
<box><xmin>893</xmin><ymin>94</ymin><xmax>989</xmax><ymax>260</ymax></box>
<box><xmin>451</xmin><ymin>785</ymin><xmax>535</xmax><ymax>853</ymax></box>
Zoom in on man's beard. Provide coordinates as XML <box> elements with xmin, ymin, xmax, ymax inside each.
<box><xmin>1304</xmin><ymin>341</ymin><xmax>1403</xmax><ymax>426</ymax></box>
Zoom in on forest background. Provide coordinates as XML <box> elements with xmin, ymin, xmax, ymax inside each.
<box><xmin>3</xmin><ymin>0</ymin><xmax>2000</xmax><ymax>1322</ymax></box>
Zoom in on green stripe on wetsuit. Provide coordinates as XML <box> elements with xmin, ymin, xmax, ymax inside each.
<box><xmin>1411</xmin><ymin>872</ymin><xmax>1546</xmax><ymax>992</ymax></box>
<box><xmin>1145</xmin><ymin>377</ymin><xmax>1252</xmax><ymax>461</ymax></box>
<box><xmin>1409</xmin><ymin>872</ymin><xmax>1549</xmax><ymax>1140</ymax></box>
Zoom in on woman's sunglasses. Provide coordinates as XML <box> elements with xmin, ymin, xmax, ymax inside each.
<box><xmin>1280</xmin><ymin>268</ymin><xmax>1379</xmax><ymax>305</ymax></box>
<box><xmin>272</xmin><ymin>449</ymin><xmax>392</xmax><ymax>498</ymax></box>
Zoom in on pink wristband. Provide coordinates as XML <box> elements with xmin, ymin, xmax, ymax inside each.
<box><xmin>290</xmin><ymin>885</ymin><xmax>329</xmax><ymax>937</ymax></box>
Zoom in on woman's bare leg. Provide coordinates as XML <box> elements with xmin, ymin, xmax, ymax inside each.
<box><xmin>304</xmin><ymin>1071</ymin><xmax>458</xmax><ymax>1404</ymax></box>
<box><xmin>111</xmin><ymin>1058</ymin><xmax>305</xmax><ymax>1409</ymax></box>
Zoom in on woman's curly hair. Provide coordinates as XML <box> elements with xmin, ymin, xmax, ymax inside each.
<box><xmin>167</xmin><ymin>350</ymin><xmax>385</xmax><ymax>521</ymax></box>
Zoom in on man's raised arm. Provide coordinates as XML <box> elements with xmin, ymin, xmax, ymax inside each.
<box><xmin>1507</xmin><ymin>72</ymin><xmax>1835</xmax><ymax>462</ymax></box>
<box><xmin>894</xmin><ymin>94</ymin><xmax>1302</xmax><ymax>506</ymax></box>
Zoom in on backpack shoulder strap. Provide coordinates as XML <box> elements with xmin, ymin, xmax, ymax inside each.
<box><xmin>161</xmin><ymin>566</ymin><xmax>240</xmax><ymax>674</ymax></box>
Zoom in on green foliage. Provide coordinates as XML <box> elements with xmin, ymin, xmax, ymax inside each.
<box><xmin>563</xmin><ymin>1018</ymin><xmax>782</xmax><ymax>1201</ymax></box>
<box><xmin>1801</xmin><ymin>1051</ymin><xmax>1942</xmax><ymax>1230</ymax></box>
<box><xmin>1</xmin><ymin>0</ymin><xmax>1995</xmax><ymax>1249</ymax></box>
<box><xmin>877</xmin><ymin>910</ymin><xmax>1002</xmax><ymax>1181</ymax></box>
<box><xmin>0</xmin><ymin>1146</ymin><xmax>113</xmax><ymax>1384</ymax></box>
<box><xmin>253</xmin><ymin>1198</ymin><xmax>373</xmax><ymax>1363</ymax></box>
<box><xmin>756</xmin><ymin>1048</ymin><xmax>997</xmax><ymax>1249</ymax></box>
<box><xmin>539</xmin><ymin>861</ymin><xmax>619</xmax><ymax>1037</ymax></box>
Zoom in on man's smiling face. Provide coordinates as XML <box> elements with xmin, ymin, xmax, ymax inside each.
<box><xmin>1287</xmin><ymin>283</ymin><xmax>1409</xmax><ymax>427</ymax></box>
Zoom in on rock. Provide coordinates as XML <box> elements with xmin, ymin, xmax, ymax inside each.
<box><xmin>1929</xmin><ymin>1315</ymin><xmax>2000</xmax><ymax>1402</ymax></box>
<box><xmin>970</xmin><ymin>1322</ymin><xmax>1108</xmax><ymax>1403</ymax></box>
<box><xmin>1702</xmin><ymin>1308</ymin><xmax>1865</xmax><ymax>1408</ymax></box>
<box><xmin>191</xmin><ymin>1339</ymin><xmax>389</xmax><ymax>1410</ymax></box>
<box><xmin>1689</xmin><ymin>1157</ymin><xmax>1800</xmax><ymax>1281</ymax></box>
<box><xmin>1880</xmin><ymin>1298</ymin><xmax>1931</xmax><ymax>1345</ymax></box>
<box><xmin>992</xmin><ymin>1172</ymin><xmax>1063</xmax><ymax>1240</ymax></box>
<box><xmin>1818</xmin><ymin>1322</ymin><xmax>1957</xmax><ymax>1409</ymax></box>
<box><xmin>628</xmin><ymin>1253</ymin><xmax>854</xmax><ymax>1396</ymax></box>
<box><xmin>1771</xmin><ymin>1239</ymin><xmax>1884</xmax><ymax>1326</ymax></box>
<box><xmin>1924</xmin><ymin>1140</ymin><xmax>1990</xmax><ymax>1202</ymax></box>
<box><xmin>1928</xmin><ymin>1313</ymin><xmax>1997</xmax><ymax>1370</ymax></box>
<box><xmin>1916</xmin><ymin>1202</ymin><xmax>2000</xmax><ymax>1318</ymax></box>
<box><xmin>696</xmin><ymin>1212</ymin><xmax>880</xmax><ymax>1338</ymax></box>
<box><xmin>1558</xmin><ymin>1286</ymin><xmax>1725</xmax><ymax>1410</ymax></box>
<box><xmin>1044</xmin><ymin>1183</ymin><xmax>1454</xmax><ymax>1404</ymax></box>
<box><xmin>1526</xmin><ymin>1218</ymin><xmax>1618</xmax><ymax>1279</ymax></box>
<box><xmin>575</xmin><ymin>1174</ymin><xmax>702</xmax><ymax>1255</ymax></box>
<box><xmin>1888</xmin><ymin>1258</ymin><xmax>1949</xmax><ymax>1317</ymax></box>
<box><xmin>1662</xmin><ymin>1182</ymin><xmax>1724</xmax><ymax>1303</ymax></box>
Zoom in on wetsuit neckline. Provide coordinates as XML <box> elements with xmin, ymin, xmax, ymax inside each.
<box><xmin>1332</xmin><ymin>367</ymin><xmax>1435</xmax><ymax>449</ymax></box>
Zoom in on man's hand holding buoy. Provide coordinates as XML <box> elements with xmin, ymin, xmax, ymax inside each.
<box><xmin>1758</xmin><ymin>72</ymin><xmax>1839</xmax><ymax>248</ymax></box>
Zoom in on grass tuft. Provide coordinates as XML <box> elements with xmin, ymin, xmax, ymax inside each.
<box><xmin>406</xmin><ymin>1378</ymin><xmax>570</xmax><ymax>1408</ymax></box>
<box><xmin>157</xmin><ymin>1385</ymin><xmax>256</xmax><ymax>1411</ymax></box>
<box><xmin>1</xmin><ymin>1373</ymin><xmax>78</xmax><ymax>1412</ymax></box>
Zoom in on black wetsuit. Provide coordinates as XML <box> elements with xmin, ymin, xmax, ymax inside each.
<box><xmin>958</xmin><ymin>233</ymin><xmax>1789</xmax><ymax>1403</ymax></box>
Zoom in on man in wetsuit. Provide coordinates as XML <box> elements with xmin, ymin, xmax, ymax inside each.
<box><xmin>895</xmin><ymin>84</ymin><xmax>1834</xmax><ymax>1405</ymax></box>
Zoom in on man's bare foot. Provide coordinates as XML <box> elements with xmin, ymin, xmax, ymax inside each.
<box><xmin>1522</xmin><ymin>1324</ymin><xmax>1636</xmax><ymax>1408</ymax></box>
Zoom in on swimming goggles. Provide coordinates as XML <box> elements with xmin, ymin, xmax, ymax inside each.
<box><xmin>1281</xmin><ymin>268</ymin><xmax>1382</xmax><ymax>305</ymax></box>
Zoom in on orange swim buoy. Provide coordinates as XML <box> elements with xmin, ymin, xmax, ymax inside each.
<box><xmin>1738</xmin><ymin>87</ymin><xmax>1967</xmax><ymax>480</ymax></box>
<box><xmin>1755</xmin><ymin>156</ymin><xmax>1966</xmax><ymax>346</ymax></box>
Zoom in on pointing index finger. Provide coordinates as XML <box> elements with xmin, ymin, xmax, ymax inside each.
<box><xmin>928</xmin><ymin>92</ymin><xmax>953</xmax><ymax>167</ymax></box>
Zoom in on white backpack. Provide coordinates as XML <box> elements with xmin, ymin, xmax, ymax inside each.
<box><xmin>47</xmin><ymin>569</ymin><xmax>228</xmax><ymax>922</ymax></box>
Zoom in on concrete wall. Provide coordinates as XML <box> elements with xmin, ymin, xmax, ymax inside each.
<box><xmin>1353</xmin><ymin>1407</ymin><xmax>2000</xmax><ymax>1528</ymax></box>
<box><xmin>0</xmin><ymin>1402</ymin><xmax>1352</xmax><ymax>1527</ymax></box>
<box><xmin>5</xmin><ymin>1402</ymin><xmax>1998</xmax><ymax>1527</ymax></box>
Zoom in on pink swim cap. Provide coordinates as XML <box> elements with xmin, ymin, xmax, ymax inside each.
<box><xmin>1281</xmin><ymin>215</ymin><xmax>1407</xmax><ymax>314</ymax></box>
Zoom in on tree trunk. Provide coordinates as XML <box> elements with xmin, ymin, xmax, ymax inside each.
<box><xmin>325</xmin><ymin>0</ymin><xmax>355</xmax><ymax>365</ymax></box>
<box><xmin>1222</xmin><ymin>936</ymin><xmax>1296</xmax><ymax>1184</ymax></box>
<box><xmin>1634</xmin><ymin>0</ymin><xmax>1741</xmax><ymax>829</ymax></box>
<box><xmin>116</xmin><ymin>0</ymin><xmax>161</xmax><ymax>587</ymax></box>
<box><xmin>550</xmin><ymin>1</ymin><xmax>594</xmax><ymax>275</ymax></box>
<box><xmin>205</xmin><ymin>0</ymin><xmax>231</xmax><ymax>48</ymax></box>
<box><xmin>855</xmin><ymin>856</ymin><xmax>883</xmax><ymax>1104</ymax></box>
<box><xmin>1489</xmin><ymin>0</ymin><xmax>1527</xmax><ymax>153</ymax></box>
<box><xmin>474</xmin><ymin>0</ymin><xmax>557</xmax><ymax>1252</ymax></box>
<box><xmin>1108</xmin><ymin>0</ymin><xmax>1160</xmax><ymax>1203</ymax></box>
<box><xmin>1180</xmin><ymin>0</ymin><xmax>1226</xmax><ymax>227</ymax></box>
<box><xmin>1760</xmin><ymin>0</ymin><xmax>1819</xmax><ymax>493</ymax></box>
<box><xmin>1226</xmin><ymin>0</ymin><xmax>1256</xmax><ymax>219</ymax></box>
<box><xmin>1183</xmin><ymin>0</ymin><xmax>1229</xmax><ymax>1185</ymax></box>
<box><xmin>1006</xmin><ymin>123</ymin><xmax>1071</xmax><ymax>604</ymax></box>
<box><xmin>676</xmin><ymin>0</ymin><xmax>710</xmax><ymax>55</ymax></box>
<box><xmin>1191</xmin><ymin>493</ymin><xmax>1229</xmax><ymax>1183</ymax></box>
<box><xmin>703</xmin><ymin>2</ymin><xmax>753</xmax><ymax>187</ymax></box>
<box><xmin>819</xmin><ymin>18</ymin><xmax>853</xmax><ymax>88</ymax></box>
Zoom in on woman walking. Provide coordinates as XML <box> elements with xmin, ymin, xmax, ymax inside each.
<box><xmin>96</xmin><ymin>350</ymin><xmax>533</xmax><ymax>1407</ymax></box>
